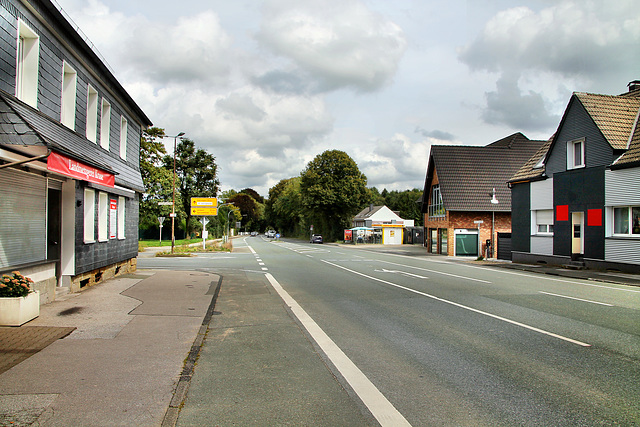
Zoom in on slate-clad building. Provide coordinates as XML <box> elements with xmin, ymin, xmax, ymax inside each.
<box><xmin>0</xmin><ymin>0</ymin><xmax>152</xmax><ymax>303</ymax></box>
<box><xmin>421</xmin><ymin>133</ymin><xmax>545</xmax><ymax>258</ymax></box>
<box><xmin>509</xmin><ymin>82</ymin><xmax>640</xmax><ymax>272</ymax></box>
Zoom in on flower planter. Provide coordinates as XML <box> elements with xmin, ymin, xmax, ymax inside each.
<box><xmin>0</xmin><ymin>291</ymin><xmax>40</xmax><ymax>326</ymax></box>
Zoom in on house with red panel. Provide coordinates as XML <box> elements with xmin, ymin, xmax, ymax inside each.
<box><xmin>509</xmin><ymin>81</ymin><xmax>640</xmax><ymax>272</ymax></box>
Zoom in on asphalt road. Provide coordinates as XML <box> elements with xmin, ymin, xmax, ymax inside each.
<box><xmin>140</xmin><ymin>237</ymin><xmax>640</xmax><ymax>426</ymax></box>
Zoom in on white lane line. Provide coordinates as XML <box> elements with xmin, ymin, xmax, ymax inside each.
<box><xmin>265</xmin><ymin>273</ymin><xmax>411</xmax><ymax>427</ymax></box>
<box><xmin>459</xmin><ymin>265</ymin><xmax>640</xmax><ymax>293</ymax></box>
<box><xmin>539</xmin><ymin>291</ymin><xmax>614</xmax><ymax>306</ymax></box>
<box><xmin>322</xmin><ymin>260</ymin><xmax>591</xmax><ymax>348</ymax></box>
<box><xmin>378</xmin><ymin>260</ymin><xmax>491</xmax><ymax>284</ymax></box>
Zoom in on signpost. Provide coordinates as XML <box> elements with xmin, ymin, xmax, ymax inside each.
<box><xmin>190</xmin><ymin>197</ymin><xmax>218</xmax><ymax>216</ymax></box>
<box><xmin>158</xmin><ymin>217</ymin><xmax>165</xmax><ymax>244</ymax></box>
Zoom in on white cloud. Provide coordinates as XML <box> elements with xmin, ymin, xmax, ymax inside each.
<box><xmin>257</xmin><ymin>0</ymin><xmax>407</xmax><ymax>92</ymax></box>
<box><xmin>458</xmin><ymin>0</ymin><xmax>640</xmax><ymax>132</ymax></box>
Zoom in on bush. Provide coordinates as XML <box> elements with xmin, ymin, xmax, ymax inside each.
<box><xmin>0</xmin><ymin>271</ymin><xmax>34</xmax><ymax>298</ymax></box>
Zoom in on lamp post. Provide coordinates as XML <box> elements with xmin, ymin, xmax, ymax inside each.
<box><xmin>490</xmin><ymin>187</ymin><xmax>499</xmax><ymax>258</ymax></box>
<box><xmin>167</xmin><ymin>132</ymin><xmax>185</xmax><ymax>254</ymax></box>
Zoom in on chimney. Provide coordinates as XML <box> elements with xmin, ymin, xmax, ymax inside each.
<box><xmin>628</xmin><ymin>80</ymin><xmax>640</xmax><ymax>92</ymax></box>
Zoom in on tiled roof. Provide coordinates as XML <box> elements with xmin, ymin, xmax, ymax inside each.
<box><xmin>509</xmin><ymin>136</ymin><xmax>552</xmax><ymax>183</ymax></box>
<box><xmin>354</xmin><ymin>205</ymin><xmax>384</xmax><ymax>220</ymax></box>
<box><xmin>0</xmin><ymin>90</ymin><xmax>144</xmax><ymax>192</ymax></box>
<box><xmin>575</xmin><ymin>92</ymin><xmax>640</xmax><ymax>150</ymax></box>
<box><xmin>429</xmin><ymin>133</ymin><xmax>545</xmax><ymax>211</ymax></box>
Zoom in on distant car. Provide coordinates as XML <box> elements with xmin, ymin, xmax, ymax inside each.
<box><xmin>251</xmin><ymin>231</ymin><xmax>258</xmax><ymax>236</ymax></box>
<box><xmin>266</xmin><ymin>230</ymin><xmax>276</xmax><ymax>238</ymax></box>
<box><xmin>310</xmin><ymin>234</ymin><xmax>323</xmax><ymax>244</ymax></box>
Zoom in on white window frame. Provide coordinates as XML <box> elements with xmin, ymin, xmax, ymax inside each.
<box><xmin>61</xmin><ymin>61</ymin><xmax>77</xmax><ymax>129</ymax></box>
<box><xmin>428</xmin><ymin>184</ymin><xmax>445</xmax><ymax>218</ymax></box>
<box><xmin>16</xmin><ymin>20</ymin><xmax>39</xmax><ymax>108</ymax></box>
<box><xmin>117</xmin><ymin>196</ymin><xmax>125</xmax><ymax>239</ymax></box>
<box><xmin>533</xmin><ymin>209</ymin><xmax>554</xmax><ymax>236</ymax></box>
<box><xmin>98</xmin><ymin>192</ymin><xmax>108</xmax><ymax>241</ymax></box>
<box><xmin>119</xmin><ymin>116</ymin><xmax>128</xmax><ymax>160</ymax></box>
<box><xmin>612</xmin><ymin>206</ymin><xmax>640</xmax><ymax>237</ymax></box>
<box><xmin>86</xmin><ymin>85</ymin><xmax>98</xmax><ymax>142</ymax></box>
<box><xmin>567</xmin><ymin>138</ymin><xmax>585</xmax><ymax>170</ymax></box>
<box><xmin>83</xmin><ymin>188</ymin><xmax>95</xmax><ymax>243</ymax></box>
<box><xmin>100</xmin><ymin>99</ymin><xmax>111</xmax><ymax>150</ymax></box>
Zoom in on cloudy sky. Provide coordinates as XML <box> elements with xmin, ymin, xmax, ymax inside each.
<box><xmin>55</xmin><ymin>0</ymin><xmax>639</xmax><ymax>197</ymax></box>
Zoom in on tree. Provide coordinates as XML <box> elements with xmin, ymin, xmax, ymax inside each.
<box><xmin>163</xmin><ymin>138</ymin><xmax>219</xmax><ymax>237</ymax></box>
<box><xmin>300</xmin><ymin>150</ymin><xmax>368</xmax><ymax>241</ymax></box>
<box><xmin>139</xmin><ymin>127</ymin><xmax>179</xmax><ymax>237</ymax></box>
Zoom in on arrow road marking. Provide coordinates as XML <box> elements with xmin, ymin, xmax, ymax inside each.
<box><xmin>323</xmin><ymin>260</ymin><xmax>591</xmax><ymax>348</ymax></box>
<box><xmin>374</xmin><ymin>269</ymin><xmax>428</xmax><ymax>279</ymax></box>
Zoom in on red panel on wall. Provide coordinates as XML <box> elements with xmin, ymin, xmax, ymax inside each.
<box><xmin>556</xmin><ymin>205</ymin><xmax>569</xmax><ymax>221</ymax></box>
<box><xmin>588</xmin><ymin>209</ymin><xmax>602</xmax><ymax>226</ymax></box>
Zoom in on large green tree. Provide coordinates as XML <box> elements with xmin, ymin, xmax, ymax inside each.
<box><xmin>163</xmin><ymin>138</ymin><xmax>219</xmax><ymax>237</ymax></box>
<box><xmin>300</xmin><ymin>150</ymin><xmax>368</xmax><ymax>241</ymax></box>
<box><xmin>139</xmin><ymin>127</ymin><xmax>180</xmax><ymax>237</ymax></box>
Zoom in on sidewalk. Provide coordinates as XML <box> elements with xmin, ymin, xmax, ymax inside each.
<box><xmin>0</xmin><ymin>269</ymin><xmax>219</xmax><ymax>426</ymax></box>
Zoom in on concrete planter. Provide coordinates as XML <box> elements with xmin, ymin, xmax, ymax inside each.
<box><xmin>0</xmin><ymin>291</ymin><xmax>40</xmax><ymax>326</ymax></box>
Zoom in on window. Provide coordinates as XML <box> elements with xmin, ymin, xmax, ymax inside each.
<box><xmin>84</xmin><ymin>188</ymin><xmax>95</xmax><ymax>243</ymax></box>
<box><xmin>61</xmin><ymin>62</ymin><xmax>77</xmax><ymax>129</ymax></box>
<box><xmin>86</xmin><ymin>85</ymin><xmax>98</xmax><ymax>142</ymax></box>
<box><xmin>613</xmin><ymin>206</ymin><xmax>640</xmax><ymax>236</ymax></box>
<box><xmin>98</xmin><ymin>192</ymin><xmax>108</xmax><ymax>241</ymax></box>
<box><xmin>16</xmin><ymin>20</ymin><xmax>39</xmax><ymax>107</ymax></box>
<box><xmin>100</xmin><ymin>99</ymin><xmax>111</xmax><ymax>150</ymax></box>
<box><xmin>534</xmin><ymin>209</ymin><xmax>554</xmax><ymax>235</ymax></box>
<box><xmin>119</xmin><ymin>116</ymin><xmax>128</xmax><ymax>159</ymax></box>
<box><xmin>117</xmin><ymin>196</ymin><xmax>125</xmax><ymax>239</ymax></box>
<box><xmin>567</xmin><ymin>138</ymin><xmax>585</xmax><ymax>169</ymax></box>
<box><xmin>428</xmin><ymin>185</ymin><xmax>445</xmax><ymax>218</ymax></box>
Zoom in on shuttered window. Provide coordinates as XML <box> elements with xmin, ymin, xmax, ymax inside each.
<box><xmin>0</xmin><ymin>169</ymin><xmax>46</xmax><ymax>268</ymax></box>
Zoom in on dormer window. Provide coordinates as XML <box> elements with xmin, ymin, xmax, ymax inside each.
<box><xmin>567</xmin><ymin>138</ymin><xmax>585</xmax><ymax>169</ymax></box>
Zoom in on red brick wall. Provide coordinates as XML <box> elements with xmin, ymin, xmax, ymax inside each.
<box><xmin>425</xmin><ymin>210</ymin><xmax>511</xmax><ymax>257</ymax></box>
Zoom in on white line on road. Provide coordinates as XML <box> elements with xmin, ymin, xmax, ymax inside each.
<box><xmin>322</xmin><ymin>260</ymin><xmax>591</xmax><ymax>348</ymax></box>
<box><xmin>378</xmin><ymin>260</ymin><xmax>491</xmax><ymax>284</ymax></box>
<box><xmin>538</xmin><ymin>291</ymin><xmax>614</xmax><ymax>306</ymax></box>
<box><xmin>374</xmin><ymin>269</ymin><xmax>429</xmax><ymax>279</ymax></box>
<box><xmin>265</xmin><ymin>273</ymin><xmax>412</xmax><ymax>427</ymax></box>
<box><xmin>459</xmin><ymin>265</ymin><xmax>640</xmax><ymax>293</ymax></box>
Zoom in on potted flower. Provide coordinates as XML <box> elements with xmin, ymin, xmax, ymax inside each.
<box><xmin>0</xmin><ymin>271</ymin><xmax>39</xmax><ymax>326</ymax></box>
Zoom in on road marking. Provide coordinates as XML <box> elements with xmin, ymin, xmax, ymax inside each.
<box><xmin>539</xmin><ymin>291</ymin><xmax>614</xmax><ymax>306</ymax></box>
<box><xmin>265</xmin><ymin>273</ymin><xmax>412</xmax><ymax>427</ymax></box>
<box><xmin>322</xmin><ymin>260</ymin><xmax>591</xmax><ymax>348</ymax></box>
<box><xmin>460</xmin><ymin>265</ymin><xmax>640</xmax><ymax>293</ymax></box>
<box><xmin>374</xmin><ymin>269</ymin><xmax>429</xmax><ymax>279</ymax></box>
<box><xmin>378</xmin><ymin>260</ymin><xmax>491</xmax><ymax>284</ymax></box>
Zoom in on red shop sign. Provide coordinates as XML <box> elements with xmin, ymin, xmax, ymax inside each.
<box><xmin>47</xmin><ymin>151</ymin><xmax>115</xmax><ymax>187</ymax></box>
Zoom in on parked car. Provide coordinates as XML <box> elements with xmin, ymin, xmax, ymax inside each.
<box><xmin>310</xmin><ymin>234</ymin><xmax>323</xmax><ymax>244</ymax></box>
<box><xmin>250</xmin><ymin>231</ymin><xmax>258</xmax><ymax>236</ymax></box>
<box><xmin>266</xmin><ymin>230</ymin><xmax>276</xmax><ymax>238</ymax></box>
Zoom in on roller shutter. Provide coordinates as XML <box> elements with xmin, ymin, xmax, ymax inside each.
<box><xmin>0</xmin><ymin>168</ymin><xmax>46</xmax><ymax>268</ymax></box>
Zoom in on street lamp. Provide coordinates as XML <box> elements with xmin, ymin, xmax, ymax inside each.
<box><xmin>167</xmin><ymin>132</ymin><xmax>185</xmax><ymax>254</ymax></box>
<box><xmin>490</xmin><ymin>188</ymin><xmax>499</xmax><ymax>258</ymax></box>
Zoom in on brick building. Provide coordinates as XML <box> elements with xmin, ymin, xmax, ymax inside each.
<box><xmin>0</xmin><ymin>0</ymin><xmax>152</xmax><ymax>302</ymax></box>
<box><xmin>421</xmin><ymin>133</ymin><xmax>545</xmax><ymax>258</ymax></box>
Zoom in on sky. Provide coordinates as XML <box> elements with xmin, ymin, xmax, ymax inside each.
<box><xmin>55</xmin><ymin>0</ymin><xmax>640</xmax><ymax>197</ymax></box>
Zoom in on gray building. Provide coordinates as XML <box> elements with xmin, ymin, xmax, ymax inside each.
<box><xmin>509</xmin><ymin>81</ymin><xmax>640</xmax><ymax>272</ymax></box>
<box><xmin>0</xmin><ymin>0</ymin><xmax>152</xmax><ymax>303</ymax></box>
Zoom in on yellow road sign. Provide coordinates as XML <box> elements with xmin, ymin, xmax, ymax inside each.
<box><xmin>191</xmin><ymin>207</ymin><xmax>218</xmax><ymax>216</ymax></box>
<box><xmin>191</xmin><ymin>197</ymin><xmax>218</xmax><ymax>207</ymax></box>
